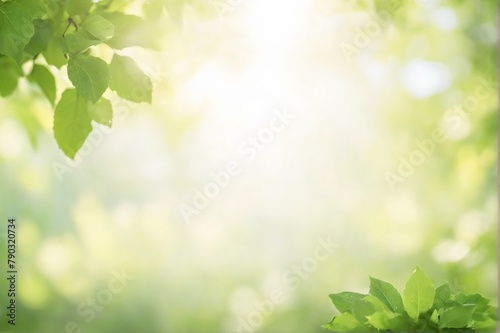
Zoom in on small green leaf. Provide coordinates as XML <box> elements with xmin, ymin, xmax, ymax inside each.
<box><xmin>82</xmin><ymin>15</ymin><xmax>115</xmax><ymax>41</ymax></box>
<box><xmin>53</xmin><ymin>89</ymin><xmax>93</xmax><ymax>159</ymax></box>
<box><xmin>322</xmin><ymin>313</ymin><xmax>368</xmax><ymax>332</ymax></box>
<box><xmin>0</xmin><ymin>56</ymin><xmax>22</xmax><ymax>96</ymax></box>
<box><xmin>68</xmin><ymin>54</ymin><xmax>110</xmax><ymax>103</ymax></box>
<box><xmin>28</xmin><ymin>64</ymin><xmax>56</xmax><ymax>105</ymax></box>
<box><xmin>65</xmin><ymin>0</ymin><xmax>93</xmax><ymax>16</ymax></box>
<box><xmin>439</xmin><ymin>304</ymin><xmax>475</xmax><ymax>329</ymax></box>
<box><xmin>369</xmin><ymin>276</ymin><xmax>404</xmax><ymax>313</ymax></box>
<box><xmin>352</xmin><ymin>299</ymin><xmax>375</xmax><ymax>324</ymax></box>
<box><xmin>109</xmin><ymin>54</ymin><xmax>152</xmax><ymax>103</ymax></box>
<box><xmin>329</xmin><ymin>292</ymin><xmax>367</xmax><ymax>314</ymax></box>
<box><xmin>433</xmin><ymin>283</ymin><xmax>451</xmax><ymax>309</ymax></box>
<box><xmin>0</xmin><ymin>1</ymin><xmax>35</xmax><ymax>63</ymax></box>
<box><xmin>402</xmin><ymin>267</ymin><xmax>435</xmax><ymax>322</ymax></box>
<box><xmin>88</xmin><ymin>98</ymin><xmax>113</xmax><ymax>127</ymax></box>
<box><xmin>430</xmin><ymin>309</ymin><xmax>439</xmax><ymax>324</ymax></box>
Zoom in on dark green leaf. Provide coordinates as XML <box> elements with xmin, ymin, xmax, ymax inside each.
<box><xmin>25</xmin><ymin>19</ymin><xmax>53</xmax><ymax>57</ymax></box>
<box><xmin>53</xmin><ymin>89</ymin><xmax>93</xmax><ymax>159</ymax></box>
<box><xmin>28</xmin><ymin>64</ymin><xmax>56</xmax><ymax>105</ymax></box>
<box><xmin>329</xmin><ymin>292</ymin><xmax>367</xmax><ymax>313</ymax></box>
<box><xmin>88</xmin><ymin>97</ymin><xmax>112</xmax><ymax>127</ymax></box>
<box><xmin>0</xmin><ymin>1</ymin><xmax>35</xmax><ymax>62</ymax></box>
<box><xmin>369</xmin><ymin>276</ymin><xmax>404</xmax><ymax>313</ymax></box>
<box><xmin>402</xmin><ymin>267</ymin><xmax>435</xmax><ymax>321</ymax></box>
<box><xmin>0</xmin><ymin>56</ymin><xmax>22</xmax><ymax>96</ymax></box>
<box><xmin>67</xmin><ymin>54</ymin><xmax>110</xmax><ymax>103</ymax></box>
<box><xmin>109</xmin><ymin>54</ymin><xmax>152</xmax><ymax>103</ymax></box>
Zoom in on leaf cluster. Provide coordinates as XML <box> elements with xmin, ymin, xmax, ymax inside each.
<box><xmin>323</xmin><ymin>267</ymin><xmax>498</xmax><ymax>333</ymax></box>
<box><xmin>0</xmin><ymin>0</ymin><xmax>168</xmax><ymax>158</ymax></box>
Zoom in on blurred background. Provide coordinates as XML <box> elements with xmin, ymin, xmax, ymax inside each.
<box><xmin>0</xmin><ymin>0</ymin><xmax>497</xmax><ymax>332</ymax></box>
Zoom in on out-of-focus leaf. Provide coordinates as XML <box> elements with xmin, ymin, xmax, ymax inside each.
<box><xmin>109</xmin><ymin>54</ymin><xmax>152</xmax><ymax>103</ymax></box>
<box><xmin>88</xmin><ymin>97</ymin><xmax>113</xmax><ymax>127</ymax></box>
<box><xmin>82</xmin><ymin>15</ymin><xmax>115</xmax><ymax>41</ymax></box>
<box><xmin>28</xmin><ymin>64</ymin><xmax>56</xmax><ymax>105</ymax></box>
<box><xmin>0</xmin><ymin>56</ymin><xmax>23</xmax><ymax>96</ymax></box>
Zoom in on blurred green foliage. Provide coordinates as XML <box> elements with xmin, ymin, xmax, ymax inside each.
<box><xmin>0</xmin><ymin>0</ymin><xmax>497</xmax><ymax>332</ymax></box>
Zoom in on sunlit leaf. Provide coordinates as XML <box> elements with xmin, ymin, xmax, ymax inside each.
<box><xmin>53</xmin><ymin>89</ymin><xmax>93</xmax><ymax>159</ymax></box>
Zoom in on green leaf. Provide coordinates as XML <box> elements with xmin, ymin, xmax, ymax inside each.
<box><xmin>17</xmin><ymin>0</ymin><xmax>46</xmax><ymax>19</ymax></box>
<box><xmin>433</xmin><ymin>283</ymin><xmax>451</xmax><ymax>309</ymax></box>
<box><xmin>88</xmin><ymin>98</ymin><xmax>113</xmax><ymax>127</ymax></box>
<box><xmin>329</xmin><ymin>292</ymin><xmax>367</xmax><ymax>314</ymax></box>
<box><xmin>82</xmin><ymin>15</ymin><xmax>115</xmax><ymax>41</ymax></box>
<box><xmin>366</xmin><ymin>311</ymin><xmax>398</xmax><ymax>330</ymax></box>
<box><xmin>28</xmin><ymin>64</ymin><xmax>56</xmax><ymax>105</ymax></box>
<box><xmin>402</xmin><ymin>267</ymin><xmax>435</xmax><ymax>322</ymax></box>
<box><xmin>439</xmin><ymin>304</ymin><xmax>475</xmax><ymax>329</ymax></box>
<box><xmin>0</xmin><ymin>56</ymin><xmax>22</xmax><ymax>96</ymax></box>
<box><xmin>42</xmin><ymin>36</ymin><xmax>67</xmax><ymax>68</ymax></box>
<box><xmin>322</xmin><ymin>313</ymin><xmax>368</xmax><ymax>332</ymax></box>
<box><xmin>430</xmin><ymin>309</ymin><xmax>439</xmax><ymax>324</ymax></box>
<box><xmin>101</xmin><ymin>12</ymin><xmax>160</xmax><ymax>49</ymax></box>
<box><xmin>352</xmin><ymin>299</ymin><xmax>376</xmax><ymax>324</ymax></box>
<box><xmin>453</xmin><ymin>293</ymin><xmax>490</xmax><ymax>307</ymax></box>
<box><xmin>68</xmin><ymin>54</ymin><xmax>110</xmax><ymax>103</ymax></box>
<box><xmin>109</xmin><ymin>54</ymin><xmax>152</xmax><ymax>103</ymax></box>
<box><xmin>0</xmin><ymin>1</ymin><xmax>35</xmax><ymax>63</ymax></box>
<box><xmin>369</xmin><ymin>276</ymin><xmax>404</xmax><ymax>313</ymax></box>
<box><xmin>53</xmin><ymin>89</ymin><xmax>93</xmax><ymax>159</ymax></box>
<box><xmin>65</xmin><ymin>0</ymin><xmax>93</xmax><ymax>16</ymax></box>
<box><xmin>471</xmin><ymin>315</ymin><xmax>498</xmax><ymax>332</ymax></box>
<box><xmin>363</xmin><ymin>295</ymin><xmax>390</xmax><ymax>312</ymax></box>
<box><xmin>61</xmin><ymin>30</ymin><xmax>101</xmax><ymax>54</ymax></box>
<box><xmin>24</xmin><ymin>19</ymin><xmax>54</xmax><ymax>56</ymax></box>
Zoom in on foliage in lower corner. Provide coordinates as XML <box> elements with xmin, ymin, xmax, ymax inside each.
<box><xmin>322</xmin><ymin>267</ymin><xmax>498</xmax><ymax>333</ymax></box>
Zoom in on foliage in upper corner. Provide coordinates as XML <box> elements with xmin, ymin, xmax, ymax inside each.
<box><xmin>322</xmin><ymin>267</ymin><xmax>498</xmax><ymax>333</ymax></box>
<box><xmin>0</xmin><ymin>0</ymin><xmax>182</xmax><ymax>159</ymax></box>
